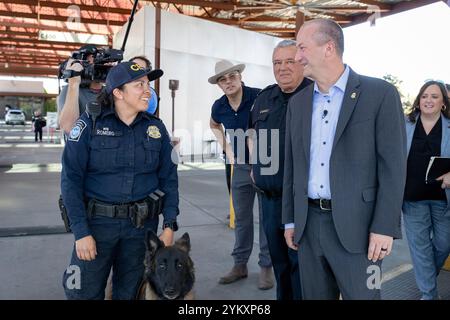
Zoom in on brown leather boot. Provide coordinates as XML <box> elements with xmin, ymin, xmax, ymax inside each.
<box><xmin>258</xmin><ymin>266</ymin><xmax>274</xmax><ymax>290</ymax></box>
<box><xmin>218</xmin><ymin>264</ymin><xmax>248</xmax><ymax>284</ymax></box>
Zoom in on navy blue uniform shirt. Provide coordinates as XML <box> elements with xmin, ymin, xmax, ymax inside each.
<box><xmin>211</xmin><ymin>85</ymin><xmax>260</xmax><ymax>163</ymax></box>
<box><xmin>61</xmin><ymin>108</ymin><xmax>179</xmax><ymax>240</ymax></box>
<box><xmin>249</xmin><ymin>79</ymin><xmax>312</xmax><ymax>192</ymax></box>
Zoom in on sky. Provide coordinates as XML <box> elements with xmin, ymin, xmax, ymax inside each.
<box><xmin>1</xmin><ymin>1</ymin><xmax>449</xmax><ymax>99</ymax></box>
<box><xmin>343</xmin><ymin>1</ymin><xmax>450</xmax><ymax>100</ymax></box>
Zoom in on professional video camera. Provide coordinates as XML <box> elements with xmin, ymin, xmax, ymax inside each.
<box><xmin>57</xmin><ymin>0</ymin><xmax>139</xmax><ymax>89</ymax></box>
<box><xmin>58</xmin><ymin>44</ymin><xmax>124</xmax><ymax>82</ymax></box>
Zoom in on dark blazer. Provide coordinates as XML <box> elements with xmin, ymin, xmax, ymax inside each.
<box><xmin>282</xmin><ymin>68</ymin><xmax>407</xmax><ymax>253</ymax></box>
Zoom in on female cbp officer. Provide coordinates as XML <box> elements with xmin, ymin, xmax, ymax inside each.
<box><xmin>61</xmin><ymin>61</ymin><xmax>179</xmax><ymax>300</ymax></box>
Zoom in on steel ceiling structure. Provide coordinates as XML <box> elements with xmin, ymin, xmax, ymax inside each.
<box><xmin>0</xmin><ymin>0</ymin><xmax>444</xmax><ymax>78</ymax></box>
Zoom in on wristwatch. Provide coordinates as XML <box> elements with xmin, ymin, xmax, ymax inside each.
<box><xmin>163</xmin><ymin>221</ymin><xmax>178</xmax><ymax>232</ymax></box>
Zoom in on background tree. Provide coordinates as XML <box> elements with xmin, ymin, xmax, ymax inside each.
<box><xmin>383</xmin><ymin>74</ymin><xmax>413</xmax><ymax>114</ymax></box>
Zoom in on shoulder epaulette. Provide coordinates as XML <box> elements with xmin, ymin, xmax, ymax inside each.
<box><xmin>257</xmin><ymin>84</ymin><xmax>277</xmax><ymax>97</ymax></box>
<box><xmin>143</xmin><ymin>113</ymin><xmax>162</xmax><ymax>122</ymax></box>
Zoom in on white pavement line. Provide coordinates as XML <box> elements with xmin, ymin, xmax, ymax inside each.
<box><xmin>0</xmin><ymin>144</ymin><xmax>62</xmax><ymax>148</ymax></box>
<box><xmin>382</xmin><ymin>263</ymin><xmax>413</xmax><ymax>283</ymax></box>
<box><xmin>1</xmin><ymin>136</ymin><xmax>36</xmax><ymax>140</ymax></box>
<box><xmin>178</xmin><ymin>162</ymin><xmax>224</xmax><ymax>171</ymax></box>
<box><xmin>5</xmin><ymin>163</ymin><xmax>62</xmax><ymax>173</ymax></box>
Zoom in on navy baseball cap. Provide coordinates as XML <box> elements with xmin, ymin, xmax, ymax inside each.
<box><xmin>105</xmin><ymin>61</ymin><xmax>163</xmax><ymax>94</ymax></box>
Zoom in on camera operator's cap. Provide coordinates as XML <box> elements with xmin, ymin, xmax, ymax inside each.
<box><xmin>105</xmin><ymin>61</ymin><xmax>164</xmax><ymax>94</ymax></box>
<box><xmin>208</xmin><ymin>59</ymin><xmax>245</xmax><ymax>84</ymax></box>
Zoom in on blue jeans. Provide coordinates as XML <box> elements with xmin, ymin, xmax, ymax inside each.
<box><xmin>62</xmin><ymin>215</ymin><xmax>159</xmax><ymax>300</ymax></box>
<box><xmin>403</xmin><ymin>200</ymin><xmax>450</xmax><ymax>300</ymax></box>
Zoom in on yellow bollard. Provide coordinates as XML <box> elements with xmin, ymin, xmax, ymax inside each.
<box><xmin>229</xmin><ymin>164</ymin><xmax>235</xmax><ymax>229</ymax></box>
<box><xmin>443</xmin><ymin>256</ymin><xmax>450</xmax><ymax>271</ymax></box>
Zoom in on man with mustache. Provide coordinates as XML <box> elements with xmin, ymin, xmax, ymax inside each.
<box><xmin>209</xmin><ymin>60</ymin><xmax>274</xmax><ymax>290</ymax></box>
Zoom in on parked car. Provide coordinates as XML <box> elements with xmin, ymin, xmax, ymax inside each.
<box><xmin>5</xmin><ymin>110</ymin><xmax>26</xmax><ymax>125</ymax></box>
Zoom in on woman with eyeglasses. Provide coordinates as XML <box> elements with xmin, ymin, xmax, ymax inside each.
<box><xmin>60</xmin><ymin>62</ymin><xmax>179</xmax><ymax>299</ymax></box>
<box><xmin>403</xmin><ymin>80</ymin><xmax>450</xmax><ymax>300</ymax></box>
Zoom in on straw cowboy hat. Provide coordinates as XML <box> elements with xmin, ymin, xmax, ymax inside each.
<box><xmin>208</xmin><ymin>60</ymin><xmax>245</xmax><ymax>84</ymax></box>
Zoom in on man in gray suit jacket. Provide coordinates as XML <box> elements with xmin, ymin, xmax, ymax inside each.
<box><xmin>282</xmin><ymin>18</ymin><xmax>407</xmax><ymax>299</ymax></box>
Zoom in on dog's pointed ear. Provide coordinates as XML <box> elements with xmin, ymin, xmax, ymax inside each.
<box><xmin>174</xmin><ymin>232</ymin><xmax>190</xmax><ymax>253</ymax></box>
<box><xmin>145</xmin><ymin>229</ymin><xmax>164</xmax><ymax>255</ymax></box>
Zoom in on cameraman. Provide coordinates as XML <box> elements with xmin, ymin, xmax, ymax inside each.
<box><xmin>57</xmin><ymin>45</ymin><xmax>103</xmax><ymax>133</ymax></box>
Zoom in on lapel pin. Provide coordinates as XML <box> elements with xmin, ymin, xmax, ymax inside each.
<box><xmin>351</xmin><ymin>92</ymin><xmax>356</xmax><ymax>99</ymax></box>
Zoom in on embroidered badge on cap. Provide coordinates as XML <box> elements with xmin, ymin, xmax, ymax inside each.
<box><xmin>147</xmin><ymin>125</ymin><xmax>161</xmax><ymax>139</ymax></box>
<box><xmin>130</xmin><ymin>63</ymin><xmax>144</xmax><ymax>71</ymax></box>
<box><xmin>68</xmin><ymin>119</ymin><xmax>87</xmax><ymax>142</ymax></box>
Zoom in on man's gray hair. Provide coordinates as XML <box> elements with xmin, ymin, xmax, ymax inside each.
<box><xmin>274</xmin><ymin>39</ymin><xmax>297</xmax><ymax>50</ymax></box>
<box><xmin>305</xmin><ymin>18</ymin><xmax>344</xmax><ymax>58</ymax></box>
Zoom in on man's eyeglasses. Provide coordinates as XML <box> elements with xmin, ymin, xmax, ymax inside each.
<box><xmin>218</xmin><ymin>72</ymin><xmax>240</xmax><ymax>85</ymax></box>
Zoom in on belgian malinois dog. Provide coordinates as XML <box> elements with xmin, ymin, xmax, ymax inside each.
<box><xmin>136</xmin><ymin>230</ymin><xmax>195</xmax><ymax>300</ymax></box>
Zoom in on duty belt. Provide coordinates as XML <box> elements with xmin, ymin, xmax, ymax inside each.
<box><xmin>308</xmin><ymin>198</ymin><xmax>332</xmax><ymax>211</ymax></box>
<box><xmin>87</xmin><ymin>190</ymin><xmax>165</xmax><ymax>228</ymax></box>
<box><xmin>91</xmin><ymin>201</ymin><xmax>142</xmax><ymax>219</ymax></box>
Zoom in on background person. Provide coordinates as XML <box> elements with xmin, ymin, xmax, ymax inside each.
<box><xmin>129</xmin><ymin>55</ymin><xmax>159</xmax><ymax>115</ymax></box>
<box><xmin>61</xmin><ymin>62</ymin><xmax>177</xmax><ymax>299</ymax></box>
<box><xmin>31</xmin><ymin>110</ymin><xmax>46</xmax><ymax>142</ymax></box>
<box><xmin>249</xmin><ymin>39</ymin><xmax>312</xmax><ymax>300</ymax></box>
<box><xmin>282</xmin><ymin>18</ymin><xmax>406</xmax><ymax>299</ymax></box>
<box><xmin>57</xmin><ymin>45</ymin><xmax>103</xmax><ymax>133</ymax></box>
<box><xmin>209</xmin><ymin>60</ymin><xmax>274</xmax><ymax>290</ymax></box>
<box><xmin>403</xmin><ymin>80</ymin><xmax>450</xmax><ymax>300</ymax></box>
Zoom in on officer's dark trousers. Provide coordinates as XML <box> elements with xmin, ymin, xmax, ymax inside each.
<box><xmin>62</xmin><ymin>215</ymin><xmax>158</xmax><ymax>300</ymax></box>
<box><xmin>225</xmin><ymin>162</ymin><xmax>231</xmax><ymax>194</ymax></box>
<box><xmin>260</xmin><ymin>195</ymin><xmax>301</xmax><ymax>300</ymax></box>
<box><xmin>34</xmin><ymin>128</ymin><xmax>42</xmax><ymax>142</ymax></box>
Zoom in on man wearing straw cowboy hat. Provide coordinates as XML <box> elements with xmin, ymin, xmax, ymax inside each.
<box><xmin>209</xmin><ymin>60</ymin><xmax>274</xmax><ymax>290</ymax></box>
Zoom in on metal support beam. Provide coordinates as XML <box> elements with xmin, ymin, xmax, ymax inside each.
<box><xmin>0</xmin><ymin>10</ymin><xmax>126</xmax><ymax>26</ymax></box>
<box><xmin>0</xmin><ymin>0</ymin><xmax>134</xmax><ymax>15</ymax></box>
<box><xmin>347</xmin><ymin>0</ymin><xmax>443</xmax><ymax>27</ymax></box>
<box><xmin>154</xmin><ymin>4</ymin><xmax>161</xmax><ymax>114</ymax></box>
<box><xmin>0</xmin><ymin>19</ymin><xmax>114</xmax><ymax>36</ymax></box>
<box><xmin>295</xmin><ymin>10</ymin><xmax>304</xmax><ymax>38</ymax></box>
<box><xmin>0</xmin><ymin>37</ymin><xmax>106</xmax><ymax>48</ymax></box>
<box><xmin>0</xmin><ymin>66</ymin><xmax>58</xmax><ymax>77</ymax></box>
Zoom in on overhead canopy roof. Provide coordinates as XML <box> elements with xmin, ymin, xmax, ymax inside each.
<box><xmin>0</xmin><ymin>0</ymin><xmax>444</xmax><ymax>78</ymax></box>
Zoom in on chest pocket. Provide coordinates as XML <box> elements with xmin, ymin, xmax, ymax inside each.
<box><xmin>142</xmin><ymin>140</ymin><xmax>161</xmax><ymax>171</ymax></box>
<box><xmin>89</xmin><ymin>138</ymin><xmax>120</xmax><ymax>171</ymax></box>
<box><xmin>254</xmin><ymin>112</ymin><xmax>269</xmax><ymax>130</ymax></box>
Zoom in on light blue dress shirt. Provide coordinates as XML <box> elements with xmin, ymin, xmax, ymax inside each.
<box><xmin>308</xmin><ymin>65</ymin><xmax>350</xmax><ymax>199</ymax></box>
<box><xmin>285</xmin><ymin>65</ymin><xmax>350</xmax><ymax>230</ymax></box>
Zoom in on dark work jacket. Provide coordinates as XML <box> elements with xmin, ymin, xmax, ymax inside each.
<box><xmin>61</xmin><ymin>108</ymin><xmax>179</xmax><ymax>240</ymax></box>
<box><xmin>250</xmin><ymin>79</ymin><xmax>312</xmax><ymax>192</ymax></box>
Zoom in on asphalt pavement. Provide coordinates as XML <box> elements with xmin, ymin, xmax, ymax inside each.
<box><xmin>1</xmin><ymin>120</ymin><xmax>449</xmax><ymax>300</ymax></box>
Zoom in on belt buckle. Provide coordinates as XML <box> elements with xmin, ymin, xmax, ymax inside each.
<box><xmin>319</xmin><ymin>199</ymin><xmax>331</xmax><ymax>211</ymax></box>
<box><xmin>115</xmin><ymin>205</ymin><xmax>127</xmax><ymax>218</ymax></box>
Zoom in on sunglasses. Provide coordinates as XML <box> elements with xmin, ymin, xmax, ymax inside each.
<box><xmin>424</xmin><ymin>79</ymin><xmax>447</xmax><ymax>85</ymax></box>
<box><xmin>218</xmin><ymin>72</ymin><xmax>240</xmax><ymax>85</ymax></box>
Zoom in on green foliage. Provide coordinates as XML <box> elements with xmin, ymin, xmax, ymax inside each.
<box><xmin>383</xmin><ymin>74</ymin><xmax>413</xmax><ymax>114</ymax></box>
<box><xmin>43</xmin><ymin>98</ymin><xmax>57</xmax><ymax>114</ymax></box>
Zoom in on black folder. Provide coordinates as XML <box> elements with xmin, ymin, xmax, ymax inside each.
<box><xmin>425</xmin><ymin>156</ymin><xmax>450</xmax><ymax>184</ymax></box>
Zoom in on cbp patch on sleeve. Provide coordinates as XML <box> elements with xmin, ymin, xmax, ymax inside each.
<box><xmin>68</xmin><ymin>119</ymin><xmax>87</xmax><ymax>142</ymax></box>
